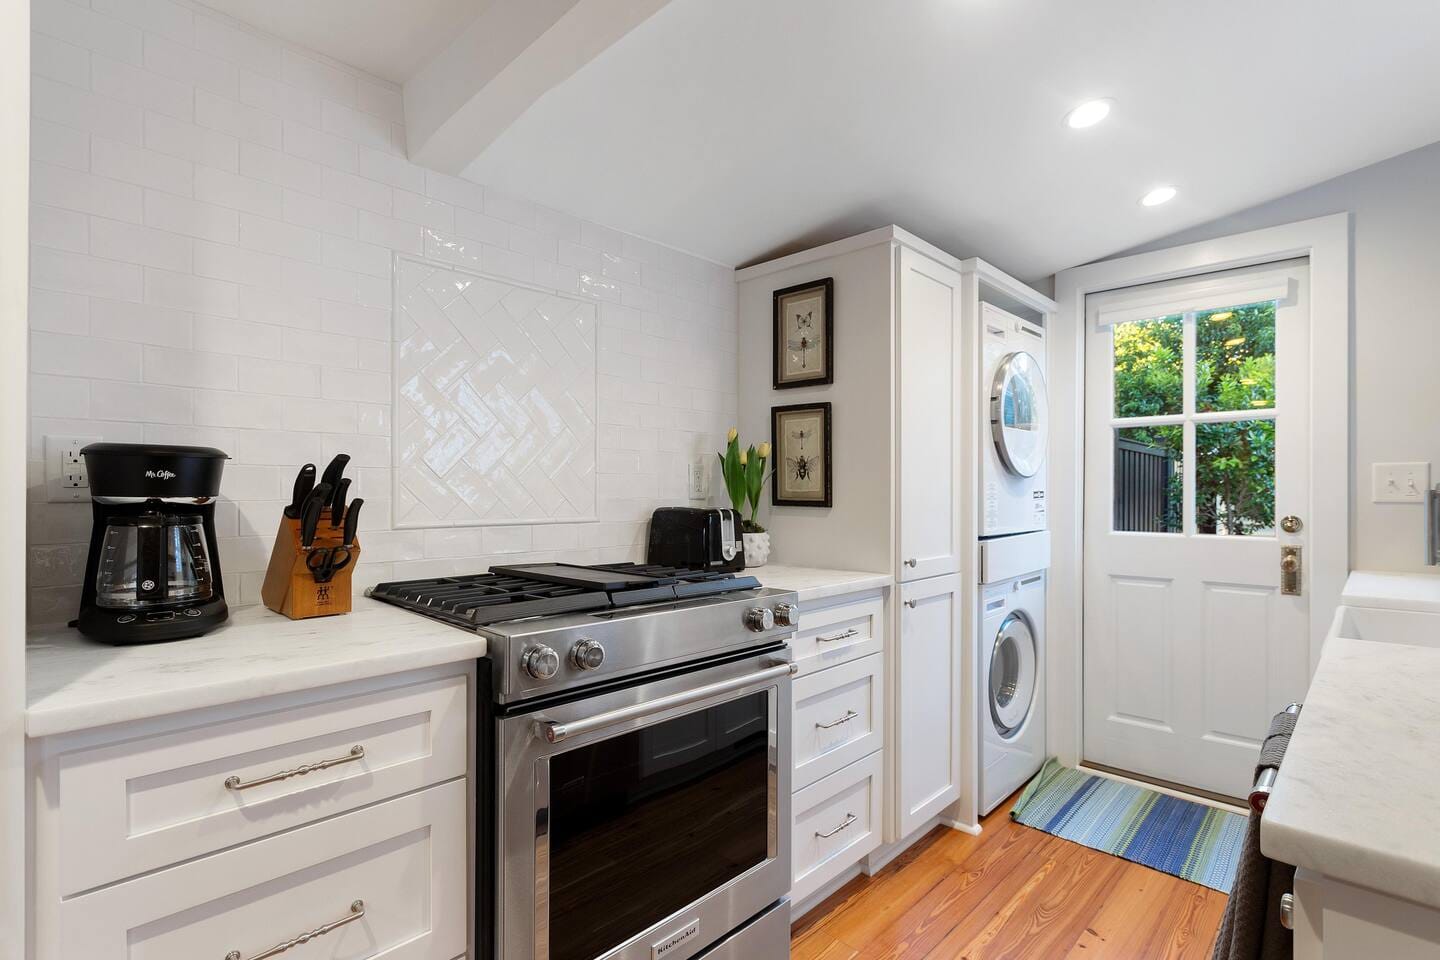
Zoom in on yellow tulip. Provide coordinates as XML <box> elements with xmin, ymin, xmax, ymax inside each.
<box><xmin>727</xmin><ymin>427</ymin><xmax>738</xmax><ymax>443</ymax></box>
<box><xmin>739</xmin><ymin>449</ymin><xmax>748</xmax><ymax>466</ymax></box>
<box><xmin>757</xmin><ymin>441</ymin><xmax>771</xmax><ymax>459</ymax></box>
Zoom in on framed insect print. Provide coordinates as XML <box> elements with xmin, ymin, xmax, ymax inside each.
<box><xmin>772</xmin><ymin>402</ymin><xmax>832</xmax><ymax>507</ymax></box>
<box><xmin>772</xmin><ymin>277</ymin><xmax>834</xmax><ymax>389</ymax></box>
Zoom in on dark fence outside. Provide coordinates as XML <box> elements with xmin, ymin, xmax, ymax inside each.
<box><xmin>1115</xmin><ymin>437</ymin><xmax>1180</xmax><ymax>533</ymax></box>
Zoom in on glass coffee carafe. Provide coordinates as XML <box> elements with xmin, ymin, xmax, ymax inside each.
<box><xmin>94</xmin><ymin>510</ymin><xmax>216</xmax><ymax>610</ymax></box>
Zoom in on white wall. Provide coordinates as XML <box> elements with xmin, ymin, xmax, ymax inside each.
<box><xmin>2</xmin><ymin>0</ymin><xmax>30</xmax><ymax>949</ymax></box>
<box><xmin>1112</xmin><ymin>140</ymin><xmax>1440</xmax><ymax>573</ymax></box>
<box><xmin>26</xmin><ymin>0</ymin><xmax>738</xmax><ymax>624</ymax></box>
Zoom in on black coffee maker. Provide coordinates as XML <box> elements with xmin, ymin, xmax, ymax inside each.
<box><xmin>75</xmin><ymin>443</ymin><xmax>230</xmax><ymax>644</ymax></box>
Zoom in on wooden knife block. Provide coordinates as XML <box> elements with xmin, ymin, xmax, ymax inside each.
<box><xmin>260</xmin><ymin>516</ymin><xmax>361</xmax><ymax>620</ymax></box>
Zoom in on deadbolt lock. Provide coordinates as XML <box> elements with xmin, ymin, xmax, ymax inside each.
<box><xmin>1280</xmin><ymin>545</ymin><xmax>1302</xmax><ymax>596</ymax></box>
<box><xmin>1280</xmin><ymin>515</ymin><xmax>1303</xmax><ymax>533</ymax></box>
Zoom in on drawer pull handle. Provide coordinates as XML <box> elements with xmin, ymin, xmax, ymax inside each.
<box><xmin>815</xmin><ymin>710</ymin><xmax>858</xmax><ymax>730</ymax></box>
<box><xmin>224</xmin><ymin>745</ymin><xmax>365</xmax><ymax>791</ymax></box>
<box><xmin>815</xmin><ymin>813</ymin><xmax>858</xmax><ymax>839</ymax></box>
<box><xmin>225</xmin><ymin>899</ymin><xmax>365</xmax><ymax>960</ymax></box>
<box><xmin>816</xmin><ymin>628</ymin><xmax>859</xmax><ymax>644</ymax></box>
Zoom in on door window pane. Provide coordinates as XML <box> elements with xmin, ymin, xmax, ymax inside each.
<box><xmin>1113</xmin><ymin>314</ymin><xmax>1183</xmax><ymax>417</ymax></box>
<box><xmin>1196</xmin><ymin>420</ymin><xmax>1275</xmax><ymax>536</ymax></box>
<box><xmin>1114</xmin><ymin>426</ymin><xmax>1182</xmax><ymax>533</ymax></box>
<box><xmin>1196</xmin><ymin>301</ymin><xmax>1276</xmax><ymax>412</ymax></box>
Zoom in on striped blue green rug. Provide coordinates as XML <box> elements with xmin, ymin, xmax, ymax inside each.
<box><xmin>1010</xmin><ymin>759</ymin><xmax>1246</xmax><ymax>893</ymax></box>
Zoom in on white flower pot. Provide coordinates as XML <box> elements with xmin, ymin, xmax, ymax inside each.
<box><xmin>743</xmin><ymin>531</ymin><xmax>771</xmax><ymax>568</ymax></box>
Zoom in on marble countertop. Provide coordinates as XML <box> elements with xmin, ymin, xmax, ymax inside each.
<box><xmin>26</xmin><ymin>600</ymin><xmax>485</xmax><ymax>738</ymax></box>
<box><xmin>1262</xmin><ymin>631</ymin><xmax>1440</xmax><ymax>908</ymax></box>
<box><xmin>747</xmin><ymin>564</ymin><xmax>892</xmax><ymax>603</ymax></box>
<box><xmin>1343</xmin><ymin>569</ymin><xmax>1440</xmax><ymax>614</ymax></box>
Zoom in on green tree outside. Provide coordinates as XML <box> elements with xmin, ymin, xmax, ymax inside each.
<box><xmin>1112</xmin><ymin>302</ymin><xmax>1277</xmax><ymax>535</ymax></box>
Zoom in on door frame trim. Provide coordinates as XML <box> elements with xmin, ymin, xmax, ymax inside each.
<box><xmin>1049</xmin><ymin>213</ymin><xmax>1351</xmax><ymax>769</ymax></box>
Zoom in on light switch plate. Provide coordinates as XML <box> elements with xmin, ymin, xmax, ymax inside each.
<box><xmin>45</xmin><ymin>435</ymin><xmax>100</xmax><ymax>502</ymax></box>
<box><xmin>1372</xmin><ymin>462</ymin><xmax>1431</xmax><ymax>503</ymax></box>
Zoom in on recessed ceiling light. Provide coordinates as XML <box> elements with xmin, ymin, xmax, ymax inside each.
<box><xmin>1141</xmin><ymin>185</ymin><xmax>1177</xmax><ymax>207</ymax></box>
<box><xmin>1064</xmin><ymin>98</ymin><xmax>1113</xmax><ymax>129</ymax></box>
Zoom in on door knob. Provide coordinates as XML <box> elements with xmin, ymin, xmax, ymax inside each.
<box><xmin>1280</xmin><ymin>545</ymin><xmax>1302</xmax><ymax>596</ymax></box>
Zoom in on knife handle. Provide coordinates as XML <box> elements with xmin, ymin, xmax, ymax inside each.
<box><xmin>342</xmin><ymin>498</ymin><xmax>363</xmax><ymax>547</ymax></box>
<box><xmin>299</xmin><ymin>483</ymin><xmax>332</xmax><ymax>547</ymax></box>
<box><xmin>285</xmin><ymin>463</ymin><xmax>316</xmax><ymax>519</ymax></box>
<box><xmin>330</xmin><ymin>477</ymin><xmax>351</xmax><ymax>526</ymax></box>
<box><xmin>319</xmin><ymin>453</ymin><xmax>350</xmax><ymax>490</ymax></box>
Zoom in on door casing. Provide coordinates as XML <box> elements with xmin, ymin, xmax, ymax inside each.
<box><xmin>1047</xmin><ymin>214</ymin><xmax>1351</xmax><ymax>773</ymax></box>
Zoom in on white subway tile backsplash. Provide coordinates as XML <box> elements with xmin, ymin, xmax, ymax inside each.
<box><xmin>34</xmin><ymin>0</ymin><xmax>143</xmax><ymax>64</ymax></box>
<box><xmin>145</xmin><ymin>111</ymin><xmax>240</xmax><ymax>171</ymax></box>
<box><xmin>144</xmin><ymin>189</ymin><xmax>240</xmax><ymax>242</ymax></box>
<box><xmin>194</xmin><ymin>164</ymin><xmax>284</xmax><ymax>218</ymax></box>
<box><xmin>33</xmin><ymin>331</ymin><xmax>144</xmax><ymax>380</ymax></box>
<box><xmin>26</xmin><ymin>0</ymin><xmax>735</xmax><ymax>621</ymax></box>
<box><xmin>145</xmin><ymin>266</ymin><xmax>239</xmax><ymax>316</ymax></box>
<box><xmin>92</xmin><ymin>0</ymin><xmax>193</xmax><ymax>45</ymax></box>
<box><xmin>90</xmin><ymin>217</ymin><xmax>193</xmax><ymax>272</ymax></box>
<box><xmin>195</xmin><ymin>89</ymin><xmax>282</xmax><ymax>148</ymax></box>
<box><xmin>91</xmin><ymin>297</ymin><xmax>193</xmax><ymax>347</ymax></box>
<box><xmin>34</xmin><ymin>77</ymin><xmax>144</xmax><ymax>144</ymax></box>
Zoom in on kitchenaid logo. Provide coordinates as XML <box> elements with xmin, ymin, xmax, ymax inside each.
<box><xmin>652</xmin><ymin>919</ymin><xmax>699</xmax><ymax>959</ymax></box>
<box><xmin>145</xmin><ymin>469</ymin><xmax>177</xmax><ymax>480</ymax></box>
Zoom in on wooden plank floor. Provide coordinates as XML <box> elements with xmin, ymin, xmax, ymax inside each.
<box><xmin>791</xmin><ymin>791</ymin><xmax>1227</xmax><ymax>960</ymax></box>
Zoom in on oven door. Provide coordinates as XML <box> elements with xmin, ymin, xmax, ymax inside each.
<box><xmin>498</xmin><ymin>650</ymin><xmax>793</xmax><ymax>960</ymax></box>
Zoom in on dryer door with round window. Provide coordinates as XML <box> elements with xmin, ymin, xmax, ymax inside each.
<box><xmin>991</xmin><ymin>352</ymin><xmax>1049</xmax><ymax>478</ymax></box>
<box><xmin>989</xmin><ymin>612</ymin><xmax>1038</xmax><ymax>738</ymax></box>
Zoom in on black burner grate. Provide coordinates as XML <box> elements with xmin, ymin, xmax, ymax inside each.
<box><xmin>369</xmin><ymin>563</ymin><xmax>761</xmax><ymax>628</ymax></box>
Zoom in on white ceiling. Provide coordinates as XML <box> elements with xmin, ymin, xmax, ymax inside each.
<box><xmin>463</xmin><ymin>0</ymin><xmax>1440</xmax><ymax>279</ymax></box>
<box><xmin>197</xmin><ymin>0</ymin><xmax>491</xmax><ymax>84</ymax></box>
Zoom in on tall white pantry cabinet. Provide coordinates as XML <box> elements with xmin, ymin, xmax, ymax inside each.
<box><xmin>737</xmin><ymin>227</ymin><xmax>977</xmax><ymax>864</ymax></box>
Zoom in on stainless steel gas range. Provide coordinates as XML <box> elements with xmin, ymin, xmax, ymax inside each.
<box><xmin>370</xmin><ymin>562</ymin><xmax>799</xmax><ymax>960</ymax></box>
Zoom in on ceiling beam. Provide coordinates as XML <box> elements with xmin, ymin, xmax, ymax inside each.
<box><xmin>404</xmin><ymin>0</ymin><xmax>673</xmax><ymax>175</ymax></box>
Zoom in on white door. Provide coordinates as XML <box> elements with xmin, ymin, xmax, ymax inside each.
<box><xmin>897</xmin><ymin>247</ymin><xmax>962</xmax><ymax>581</ymax></box>
<box><xmin>895</xmin><ymin>573</ymin><xmax>962</xmax><ymax>836</ymax></box>
<box><xmin>1083</xmin><ymin>261</ymin><xmax>1311</xmax><ymax>799</ymax></box>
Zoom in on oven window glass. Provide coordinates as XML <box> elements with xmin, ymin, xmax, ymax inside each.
<box><xmin>548</xmin><ymin>691</ymin><xmax>771</xmax><ymax>960</ymax></box>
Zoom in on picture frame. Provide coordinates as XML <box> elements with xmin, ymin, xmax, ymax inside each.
<box><xmin>771</xmin><ymin>402</ymin><xmax>832</xmax><ymax>507</ymax></box>
<box><xmin>772</xmin><ymin>277</ymin><xmax>834</xmax><ymax>389</ymax></box>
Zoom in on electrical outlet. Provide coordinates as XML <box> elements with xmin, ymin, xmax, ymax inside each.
<box><xmin>1373</xmin><ymin>462</ymin><xmax>1431</xmax><ymax>503</ymax></box>
<box><xmin>687</xmin><ymin>458</ymin><xmax>711</xmax><ymax>501</ymax></box>
<box><xmin>45</xmin><ymin>435</ymin><xmax>99</xmax><ymax>502</ymax></box>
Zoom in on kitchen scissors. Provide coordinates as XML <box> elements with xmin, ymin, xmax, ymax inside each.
<box><xmin>306</xmin><ymin>545</ymin><xmax>353</xmax><ymax>583</ymax></box>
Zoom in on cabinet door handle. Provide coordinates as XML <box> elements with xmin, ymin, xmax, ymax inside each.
<box><xmin>904</xmin><ymin>599</ymin><xmax>917</xmax><ymax>608</ymax></box>
<box><xmin>904</xmin><ymin>558</ymin><xmax>917</xmax><ymax>568</ymax></box>
<box><xmin>815</xmin><ymin>710</ymin><xmax>858</xmax><ymax>730</ymax></box>
<box><xmin>816</xmin><ymin>628</ymin><xmax>859</xmax><ymax>644</ymax></box>
<box><xmin>815</xmin><ymin>813</ymin><xmax>858</xmax><ymax>839</ymax></box>
<box><xmin>224</xmin><ymin>745</ymin><xmax>365</xmax><ymax>791</ymax></box>
<box><xmin>225</xmin><ymin>900</ymin><xmax>365</xmax><ymax>960</ymax></box>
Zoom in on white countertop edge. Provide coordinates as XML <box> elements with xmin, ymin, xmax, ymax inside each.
<box><xmin>1261</xmin><ymin>818</ymin><xmax>1440</xmax><ymax>912</ymax></box>
<box><xmin>747</xmin><ymin>565</ymin><xmax>893</xmax><ymax>603</ymax></box>
<box><xmin>1342</xmin><ymin>569</ymin><xmax>1440</xmax><ymax>615</ymax></box>
<box><xmin>25</xmin><ymin>640</ymin><xmax>486</xmax><ymax>738</ymax></box>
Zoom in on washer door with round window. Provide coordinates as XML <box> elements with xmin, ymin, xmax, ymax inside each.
<box><xmin>990</xmin><ymin>351</ymin><xmax>1049</xmax><ymax>478</ymax></box>
<box><xmin>989</xmin><ymin>612</ymin><xmax>1038</xmax><ymax>739</ymax></box>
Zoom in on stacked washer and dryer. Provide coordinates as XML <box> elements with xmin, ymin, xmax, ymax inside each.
<box><xmin>978</xmin><ymin>302</ymin><xmax>1050</xmax><ymax>815</ymax></box>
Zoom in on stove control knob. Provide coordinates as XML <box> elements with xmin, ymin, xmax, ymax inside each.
<box><xmin>772</xmin><ymin>601</ymin><xmax>799</xmax><ymax>627</ymax></box>
<box><xmin>570</xmin><ymin>638</ymin><xmax>606</xmax><ymax>671</ymax></box>
<box><xmin>744</xmin><ymin>607</ymin><xmax>776</xmax><ymax>632</ymax></box>
<box><xmin>521</xmin><ymin>645</ymin><xmax>561</xmax><ymax>681</ymax></box>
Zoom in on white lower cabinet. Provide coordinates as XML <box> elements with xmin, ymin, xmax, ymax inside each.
<box><xmin>792</xmin><ymin>752</ymin><xmax>884</xmax><ymax>905</ymax></box>
<box><xmin>894</xmin><ymin>574</ymin><xmax>962</xmax><ymax>838</ymax></box>
<box><xmin>788</xmin><ymin>591</ymin><xmax>887</xmax><ymax>909</ymax></box>
<box><xmin>54</xmin><ymin>779</ymin><xmax>467</xmax><ymax>960</ymax></box>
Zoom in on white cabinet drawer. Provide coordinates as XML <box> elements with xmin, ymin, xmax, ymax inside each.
<box><xmin>792</xmin><ymin>752</ymin><xmax>883</xmax><ymax>905</ymax></box>
<box><xmin>792</xmin><ymin>653</ymin><xmax>883</xmax><ymax>791</ymax></box>
<box><xmin>791</xmin><ymin>593</ymin><xmax>885</xmax><ymax>676</ymax></box>
<box><xmin>51</xmin><ymin>779</ymin><xmax>467</xmax><ymax>960</ymax></box>
<box><xmin>46</xmin><ymin>670</ymin><xmax>468</xmax><ymax>896</ymax></box>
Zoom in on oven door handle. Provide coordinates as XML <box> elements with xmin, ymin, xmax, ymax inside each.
<box><xmin>535</xmin><ymin>660</ymin><xmax>797</xmax><ymax>744</ymax></box>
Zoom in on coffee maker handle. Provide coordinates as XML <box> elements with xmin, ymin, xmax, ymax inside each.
<box><xmin>135</xmin><ymin>514</ymin><xmax>167</xmax><ymax>604</ymax></box>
